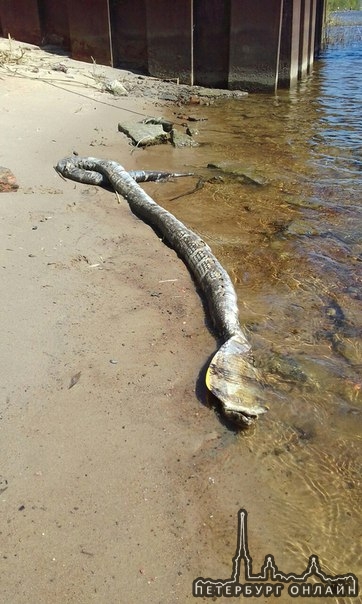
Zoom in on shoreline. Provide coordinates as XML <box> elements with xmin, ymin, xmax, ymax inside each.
<box><xmin>3</xmin><ymin>36</ymin><xmax>360</xmax><ymax>604</ymax></box>
<box><xmin>0</xmin><ymin>37</ymin><xmax>251</xmax><ymax>603</ymax></box>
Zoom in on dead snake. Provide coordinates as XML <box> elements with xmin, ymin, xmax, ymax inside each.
<box><xmin>56</xmin><ymin>156</ymin><xmax>266</xmax><ymax>425</ymax></box>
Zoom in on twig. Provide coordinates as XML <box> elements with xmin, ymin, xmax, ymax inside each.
<box><xmin>169</xmin><ymin>178</ymin><xmax>204</xmax><ymax>201</ymax></box>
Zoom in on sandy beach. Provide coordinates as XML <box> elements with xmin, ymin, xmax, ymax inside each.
<box><xmin>0</xmin><ymin>38</ymin><xmax>255</xmax><ymax>603</ymax></box>
<box><xmin>2</xmin><ymin>35</ymin><xmax>361</xmax><ymax>604</ymax></box>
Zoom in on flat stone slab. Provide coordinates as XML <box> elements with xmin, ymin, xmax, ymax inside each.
<box><xmin>143</xmin><ymin>117</ymin><xmax>173</xmax><ymax>133</ymax></box>
<box><xmin>0</xmin><ymin>167</ymin><xmax>18</xmax><ymax>192</ymax></box>
<box><xmin>118</xmin><ymin>120</ymin><xmax>168</xmax><ymax>146</ymax></box>
<box><xmin>118</xmin><ymin>117</ymin><xmax>199</xmax><ymax>148</ymax></box>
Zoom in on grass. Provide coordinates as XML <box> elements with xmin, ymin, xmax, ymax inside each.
<box><xmin>323</xmin><ymin>12</ymin><xmax>362</xmax><ymax>47</ymax></box>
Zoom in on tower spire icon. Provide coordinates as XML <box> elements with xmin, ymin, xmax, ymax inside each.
<box><xmin>192</xmin><ymin>508</ymin><xmax>359</xmax><ymax>598</ymax></box>
<box><xmin>232</xmin><ymin>509</ymin><xmax>251</xmax><ymax>582</ymax></box>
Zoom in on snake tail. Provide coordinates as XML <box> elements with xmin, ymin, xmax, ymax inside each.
<box><xmin>206</xmin><ymin>334</ymin><xmax>266</xmax><ymax>425</ymax></box>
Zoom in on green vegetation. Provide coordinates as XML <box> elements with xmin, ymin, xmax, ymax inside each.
<box><xmin>323</xmin><ymin>0</ymin><xmax>361</xmax><ymax>46</ymax></box>
<box><xmin>326</xmin><ymin>0</ymin><xmax>360</xmax><ymax>12</ymax></box>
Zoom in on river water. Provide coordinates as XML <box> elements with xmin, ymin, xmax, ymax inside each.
<box><xmin>148</xmin><ymin>12</ymin><xmax>361</xmax><ymax>602</ymax></box>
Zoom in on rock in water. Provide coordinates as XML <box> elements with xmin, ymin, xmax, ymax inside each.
<box><xmin>207</xmin><ymin>161</ymin><xmax>268</xmax><ymax>186</ymax></box>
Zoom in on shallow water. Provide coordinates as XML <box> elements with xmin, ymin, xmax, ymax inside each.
<box><xmin>143</xmin><ymin>13</ymin><xmax>361</xmax><ymax>601</ymax></box>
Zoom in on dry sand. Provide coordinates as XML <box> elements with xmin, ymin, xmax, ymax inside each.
<box><xmin>0</xmin><ymin>39</ymin><xmax>250</xmax><ymax>603</ymax></box>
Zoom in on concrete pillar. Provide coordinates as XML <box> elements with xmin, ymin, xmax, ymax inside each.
<box><xmin>228</xmin><ymin>0</ymin><xmax>283</xmax><ymax>91</ymax></box>
<box><xmin>145</xmin><ymin>0</ymin><xmax>192</xmax><ymax>84</ymax></box>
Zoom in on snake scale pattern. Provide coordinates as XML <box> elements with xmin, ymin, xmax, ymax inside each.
<box><xmin>56</xmin><ymin>156</ymin><xmax>266</xmax><ymax>425</ymax></box>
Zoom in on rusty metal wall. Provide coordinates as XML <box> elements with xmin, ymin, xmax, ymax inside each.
<box><xmin>276</xmin><ymin>0</ymin><xmax>323</xmax><ymax>90</ymax></box>
<box><xmin>299</xmin><ymin>0</ymin><xmax>311</xmax><ymax>77</ymax></box>
<box><xmin>66</xmin><ymin>0</ymin><xmax>112</xmax><ymax>65</ymax></box>
<box><xmin>145</xmin><ymin>0</ymin><xmax>192</xmax><ymax>84</ymax></box>
<box><xmin>109</xmin><ymin>0</ymin><xmax>147</xmax><ymax>71</ymax></box>
<box><xmin>290</xmin><ymin>0</ymin><xmax>303</xmax><ymax>83</ymax></box>
<box><xmin>314</xmin><ymin>0</ymin><xmax>326</xmax><ymax>56</ymax></box>
<box><xmin>229</xmin><ymin>0</ymin><xmax>283</xmax><ymax>91</ymax></box>
<box><xmin>0</xmin><ymin>0</ymin><xmax>42</xmax><ymax>45</ymax></box>
<box><xmin>278</xmin><ymin>0</ymin><xmax>302</xmax><ymax>87</ymax></box>
<box><xmin>193</xmin><ymin>0</ymin><xmax>230</xmax><ymax>87</ymax></box>
<box><xmin>0</xmin><ymin>0</ymin><xmax>326</xmax><ymax>91</ymax></box>
<box><xmin>279</xmin><ymin>0</ymin><xmax>293</xmax><ymax>86</ymax></box>
<box><xmin>38</xmin><ymin>0</ymin><xmax>70</xmax><ymax>49</ymax></box>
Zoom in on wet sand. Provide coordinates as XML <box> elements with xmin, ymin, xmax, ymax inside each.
<box><xmin>3</xmin><ymin>39</ymin><xmax>360</xmax><ymax>604</ymax></box>
<box><xmin>0</xmin><ymin>39</ymin><xmax>256</xmax><ymax>603</ymax></box>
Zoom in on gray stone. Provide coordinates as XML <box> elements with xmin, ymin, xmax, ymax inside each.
<box><xmin>192</xmin><ymin>87</ymin><xmax>248</xmax><ymax>100</ymax></box>
<box><xmin>285</xmin><ymin>220</ymin><xmax>319</xmax><ymax>237</ymax></box>
<box><xmin>118</xmin><ymin>121</ymin><xmax>168</xmax><ymax>146</ymax></box>
<box><xmin>158</xmin><ymin>92</ymin><xmax>179</xmax><ymax>102</ymax></box>
<box><xmin>143</xmin><ymin>117</ymin><xmax>174</xmax><ymax>133</ymax></box>
<box><xmin>171</xmin><ymin>128</ymin><xmax>199</xmax><ymax>148</ymax></box>
<box><xmin>284</xmin><ymin>196</ymin><xmax>324</xmax><ymax>210</ymax></box>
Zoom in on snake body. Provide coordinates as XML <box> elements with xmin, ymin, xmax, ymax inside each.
<box><xmin>56</xmin><ymin>156</ymin><xmax>266</xmax><ymax>425</ymax></box>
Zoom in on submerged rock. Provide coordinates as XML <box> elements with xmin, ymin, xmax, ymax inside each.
<box><xmin>207</xmin><ymin>161</ymin><xmax>268</xmax><ymax>186</ymax></box>
<box><xmin>256</xmin><ymin>350</ymin><xmax>308</xmax><ymax>384</ymax></box>
<box><xmin>331</xmin><ymin>334</ymin><xmax>361</xmax><ymax>365</ymax></box>
<box><xmin>285</xmin><ymin>220</ymin><xmax>319</xmax><ymax>237</ymax></box>
<box><xmin>283</xmin><ymin>196</ymin><xmax>325</xmax><ymax>210</ymax></box>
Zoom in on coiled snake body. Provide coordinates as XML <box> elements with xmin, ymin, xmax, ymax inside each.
<box><xmin>56</xmin><ymin>156</ymin><xmax>266</xmax><ymax>425</ymax></box>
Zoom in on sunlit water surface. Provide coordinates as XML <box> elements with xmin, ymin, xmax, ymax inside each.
<box><xmin>143</xmin><ymin>12</ymin><xmax>361</xmax><ymax>602</ymax></box>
